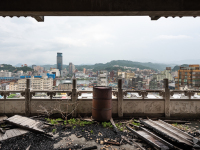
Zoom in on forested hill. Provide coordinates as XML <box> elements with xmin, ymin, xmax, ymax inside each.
<box><xmin>41</xmin><ymin>60</ymin><xmax>176</xmax><ymax>72</ymax></box>
<box><xmin>76</xmin><ymin>60</ymin><xmax>177</xmax><ymax>71</ymax></box>
<box><xmin>0</xmin><ymin>64</ymin><xmax>33</xmax><ymax>73</ymax></box>
<box><xmin>172</xmin><ymin>64</ymin><xmax>189</xmax><ymax>71</ymax></box>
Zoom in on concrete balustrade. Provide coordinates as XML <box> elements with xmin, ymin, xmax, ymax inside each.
<box><xmin>0</xmin><ymin>78</ymin><xmax>200</xmax><ymax>118</ymax></box>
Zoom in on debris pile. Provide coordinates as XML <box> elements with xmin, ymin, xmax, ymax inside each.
<box><xmin>1</xmin><ymin>114</ymin><xmax>200</xmax><ymax>150</ymax></box>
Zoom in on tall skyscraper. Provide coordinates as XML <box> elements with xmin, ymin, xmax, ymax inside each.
<box><xmin>57</xmin><ymin>52</ymin><xmax>63</xmax><ymax>74</ymax></box>
<box><xmin>69</xmin><ymin>62</ymin><xmax>75</xmax><ymax>75</ymax></box>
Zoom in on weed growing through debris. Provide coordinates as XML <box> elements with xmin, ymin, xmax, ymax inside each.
<box><xmin>102</xmin><ymin>122</ymin><xmax>113</xmax><ymax>128</ymax></box>
<box><xmin>45</xmin><ymin>118</ymin><xmax>59</xmax><ymax>125</ymax></box>
<box><xmin>90</xmin><ymin>130</ymin><xmax>93</xmax><ymax>134</ymax></box>
<box><xmin>52</xmin><ymin>128</ymin><xmax>56</xmax><ymax>133</ymax></box>
<box><xmin>73</xmin><ymin>126</ymin><xmax>76</xmax><ymax>129</ymax></box>
<box><xmin>56</xmin><ymin>118</ymin><xmax>63</xmax><ymax>121</ymax></box>
<box><xmin>131</xmin><ymin>122</ymin><xmax>140</xmax><ymax>126</ymax></box>
<box><xmin>64</xmin><ymin>120</ymin><xmax>67</xmax><ymax>125</ymax></box>
<box><xmin>172</xmin><ymin>123</ymin><xmax>189</xmax><ymax>131</ymax></box>
<box><xmin>0</xmin><ymin>123</ymin><xmax>6</xmax><ymax>127</ymax></box>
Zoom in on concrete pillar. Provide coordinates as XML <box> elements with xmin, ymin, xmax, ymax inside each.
<box><xmin>72</xmin><ymin>78</ymin><xmax>77</xmax><ymax>117</ymax></box>
<box><xmin>164</xmin><ymin>78</ymin><xmax>170</xmax><ymax>117</ymax></box>
<box><xmin>118</xmin><ymin>79</ymin><xmax>123</xmax><ymax>117</ymax></box>
<box><xmin>25</xmin><ymin>79</ymin><xmax>31</xmax><ymax>116</ymax></box>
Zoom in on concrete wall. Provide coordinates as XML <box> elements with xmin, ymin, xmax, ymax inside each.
<box><xmin>1</xmin><ymin>98</ymin><xmax>200</xmax><ymax>118</ymax></box>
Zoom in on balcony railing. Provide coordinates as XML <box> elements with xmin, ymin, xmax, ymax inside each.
<box><xmin>1</xmin><ymin>78</ymin><xmax>200</xmax><ymax>118</ymax></box>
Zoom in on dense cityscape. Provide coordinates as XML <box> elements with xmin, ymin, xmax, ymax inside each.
<box><xmin>1</xmin><ymin>52</ymin><xmax>200</xmax><ymax>99</ymax></box>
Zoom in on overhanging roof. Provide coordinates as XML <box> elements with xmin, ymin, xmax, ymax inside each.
<box><xmin>1</xmin><ymin>0</ymin><xmax>200</xmax><ymax>22</ymax></box>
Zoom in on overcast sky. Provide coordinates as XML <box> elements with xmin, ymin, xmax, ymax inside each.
<box><xmin>0</xmin><ymin>16</ymin><xmax>200</xmax><ymax>66</ymax></box>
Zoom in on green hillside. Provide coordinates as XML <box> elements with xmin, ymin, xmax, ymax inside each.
<box><xmin>41</xmin><ymin>60</ymin><xmax>176</xmax><ymax>72</ymax></box>
<box><xmin>0</xmin><ymin>64</ymin><xmax>33</xmax><ymax>73</ymax></box>
<box><xmin>172</xmin><ymin>64</ymin><xmax>189</xmax><ymax>71</ymax></box>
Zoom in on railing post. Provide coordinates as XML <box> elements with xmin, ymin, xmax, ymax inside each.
<box><xmin>72</xmin><ymin>78</ymin><xmax>77</xmax><ymax>117</ymax></box>
<box><xmin>164</xmin><ymin>78</ymin><xmax>170</xmax><ymax>118</ymax></box>
<box><xmin>118</xmin><ymin>79</ymin><xmax>123</xmax><ymax>117</ymax></box>
<box><xmin>25</xmin><ymin>79</ymin><xmax>31</xmax><ymax>116</ymax></box>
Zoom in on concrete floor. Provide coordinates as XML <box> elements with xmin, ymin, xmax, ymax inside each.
<box><xmin>54</xmin><ymin>134</ymin><xmax>139</xmax><ymax>150</ymax></box>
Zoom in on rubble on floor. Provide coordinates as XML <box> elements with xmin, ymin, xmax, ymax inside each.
<box><xmin>1</xmin><ymin>115</ymin><xmax>200</xmax><ymax>150</ymax></box>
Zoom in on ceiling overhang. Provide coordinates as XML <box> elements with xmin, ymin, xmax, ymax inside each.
<box><xmin>1</xmin><ymin>0</ymin><xmax>200</xmax><ymax>22</ymax></box>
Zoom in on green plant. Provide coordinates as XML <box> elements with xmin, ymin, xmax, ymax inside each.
<box><xmin>52</xmin><ymin>129</ymin><xmax>56</xmax><ymax>133</ymax></box>
<box><xmin>56</xmin><ymin>118</ymin><xmax>63</xmax><ymax>121</ymax></box>
<box><xmin>7</xmin><ymin>94</ymin><xmax>16</xmax><ymax>98</ymax></box>
<box><xmin>132</xmin><ymin>122</ymin><xmax>140</xmax><ymax>126</ymax></box>
<box><xmin>64</xmin><ymin>120</ymin><xmax>67</xmax><ymax>125</ymax></box>
<box><xmin>82</xmin><ymin>130</ymin><xmax>84</xmax><ymax>132</ymax></box>
<box><xmin>90</xmin><ymin>130</ymin><xmax>93</xmax><ymax>134</ymax></box>
<box><xmin>50</xmin><ymin>119</ymin><xmax>58</xmax><ymax>125</ymax></box>
<box><xmin>102</xmin><ymin>122</ymin><xmax>112</xmax><ymax>128</ymax></box>
<box><xmin>0</xmin><ymin>124</ymin><xmax>6</xmax><ymax>127</ymax></box>
<box><xmin>45</xmin><ymin>118</ymin><xmax>51</xmax><ymax>122</ymax></box>
<box><xmin>173</xmin><ymin>123</ymin><xmax>178</xmax><ymax>127</ymax></box>
<box><xmin>73</xmin><ymin>126</ymin><xmax>76</xmax><ymax>129</ymax></box>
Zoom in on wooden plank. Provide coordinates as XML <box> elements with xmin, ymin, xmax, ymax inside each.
<box><xmin>110</xmin><ymin>118</ymin><xmax>118</xmax><ymax>133</ymax></box>
<box><xmin>7</xmin><ymin>115</ymin><xmax>21</xmax><ymax>121</ymax></box>
<box><xmin>141</xmin><ymin>119</ymin><xmax>194</xmax><ymax>147</ymax></box>
<box><xmin>13</xmin><ymin>117</ymin><xmax>30</xmax><ymax>124</ymax></box>
<box><xmin>16</xmin><ymin>117</ymin><xmax>30</xmax><ymax>124</ymax></box>
<box><xmin>29</xmin><ymin>121</ymin><xmax>40</xmax><ymax>128</ymax></box>
<box><xmin>17</xmin><ymin>129</ymin><xmax>29</xmax><ymax>134</ymax></box>
<box><xmin>20</xmin><ymin>119</ymin><xmax>35</xmax><ymax>126</ymax></box>
<box><xmin>6</xmin><ymin>115</ymin><xmax>52</xmax><ymax>137</ymax></box>
<box><xmin>36</xmin><ymin>122</ymin><xmax>44</xmax><ymax>128</ymax></box>
<box><xmin>6</xmin><ymin>130</ymin><xmax>14</xmax><ymax>138</ymax></box>
<box><xmin>12</xmin><ymin>129</ymin><xmax>22</xmax><ymax>136</ymax></box>
<box><xmin>0</xmin><ymin>129</ymin><xmax>29</xmax><ymax>141</ymax></box>
<box><xmin>126</xmin><ymin>126</ymin><xmax>174</xmax><ymax>150</ymax></box>
<box><xmin>1</xmin><ymin>132</ymin><xmax>7</xmax><ymax>140</ymax></box>
<box><xmin>8</xmin><ymin>116</ymin><xmax>26</xmax><ymax>124</ymax></box>
<box><xmin>0</xmin><ymin>133</ymin><xmax>3</xmax><ymax>141</ymax></box>
<box><xmin>9</xmin><ymin>129</ymin><xmax>17</xmax><ymax>137</ymax></box>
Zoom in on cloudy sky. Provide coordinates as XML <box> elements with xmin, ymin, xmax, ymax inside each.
<box><xmin>0</xmin><ymin>16</ymin><xmax>200</xmax><ymax>66</ymax></box>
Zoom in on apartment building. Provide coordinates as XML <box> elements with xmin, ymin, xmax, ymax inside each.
<box><xmin>125</xmin><ymin>72</ymin><xmax>135</xmax><ymax>79</ymax></box>
<box><xmin>17</xmin><ymin>76</ymin><xmax>53</xmax><ymax>91</ymax></box>
<box><xmin>18</xmin><ymin>79</ymin><xmax>27</xmax><ymax>90</ymax></box>
<box><xmin>153</xmin><ymin>67</ymin><xmax>173</xmax><ymax>82</ymax></box>
<box><xmin>69</xmin><ymin>62</ymin><xmax>75</xmax><ymax>75</ymax></box>
<box><xmin>42</xmin><ymin>77</ymin><xmax>53</xmax><ymax>90</ymax></box>
<box><xmin>132</xmin><ymin>76</ymin><xmax>143</xmax><ymax>90</ymax></box>
<box><xmin>175</xmin><ymin>65</ymin><xmax>200</xmax><ymax>90</ymax></box>
<box><xmin>117</xmin><ymin>71</ymin><xmax>125</xmax><ymax>78</ymax></box>
<box><xmin>58</xmin><ymin>80</ymin><xmax>72</xmax><ymax>90</ymax></box>
<box><xmin>9</xmin><ymin>82</ymin><xmax>18</xmax><ymax>91</ymax></box>
<box><xmin>0</xmin><ymin>70</ymin><xmax>12</xmax><ymax>77</ymax></box>
<box><xmin>49</xmin><ymin>68</ymin><xmax>60</xmax><ymax>77</ymax></box>
<box><xmin>97</xmin><ymin>71</ymin><xmax>108</xmax><ymax>86</ymax></box>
